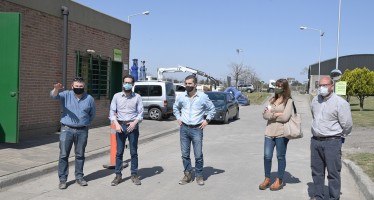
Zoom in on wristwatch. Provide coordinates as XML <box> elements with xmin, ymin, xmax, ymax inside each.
<box><xmin>205</xmin><ymin>119</ymin><xmax>211</xmax><ymax>123</ymax></box>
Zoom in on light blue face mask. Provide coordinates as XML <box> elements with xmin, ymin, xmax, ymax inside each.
<box><xmin>123</xmin><ymin>83</ymin><xmax>133</xmax><ymax>91</ymax></box>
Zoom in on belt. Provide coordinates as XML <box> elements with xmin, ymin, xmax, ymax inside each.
<box><xmin>312</xmin><ymin>136</ymin><xmax>341</xmax><ymax>141</ymax></box>
<box><xmin>182</xmin><ymin>122</ymin><xmax>202</xmax><ymax>128</ymax></box>
<box><xmin>62</xmin><ymin>124</ymin><xmax>87</xmax><ymax>130</ymax></box>
<box><xmin>117</xmin><ymin>120</ymin><xmax>134</xmax><ymax>125</ymax></box>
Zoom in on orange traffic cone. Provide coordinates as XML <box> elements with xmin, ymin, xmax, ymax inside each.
<box><xmin>103</xmin><ymin>122</ymin><xmax>128</xmax><ymax>169</ymax></box>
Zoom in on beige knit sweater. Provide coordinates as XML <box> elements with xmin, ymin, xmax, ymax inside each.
<box><xmin>263</xmin><ymin>98</ymin><xmax>293</xmax><ymax>137</ymax></box>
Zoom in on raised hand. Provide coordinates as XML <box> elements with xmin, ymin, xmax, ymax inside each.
<box><xmin>54</xmin><ymin>83</ymin><xmax>64</xmax><ymax>90</ymax></box>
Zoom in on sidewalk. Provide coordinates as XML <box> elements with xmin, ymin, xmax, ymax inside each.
<box><xmin>0</xmin><ymin>119</ymin><xmax>179</xmax><ymax>190</ymax></box>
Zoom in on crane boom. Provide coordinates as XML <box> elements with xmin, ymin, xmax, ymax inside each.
<box><xmin>157</xmin><ymin>65</ymin><xmax>219</xmax><ymax>87</ymax></box>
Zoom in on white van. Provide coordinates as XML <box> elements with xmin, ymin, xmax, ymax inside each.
<box><xmin>133</xmin><ymin>81</ymin><xmax>175</xmax><ymax>120</ymax></box>
<box><xmin>173</xmin><ymin>83</ymin><xmax>186</xmax><ymax>96</ymax></box>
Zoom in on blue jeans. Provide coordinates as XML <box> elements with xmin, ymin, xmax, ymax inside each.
<box><xmin>311</xmin><ymin>137</ymin><xmax>342</xmax><ymax>200</ymax></box>
<box><xmin>180</xmin><ymin>125</ymin><xmax>204</xmax><ymax>176</ymax></box>
<box><xmin>263</xmin><ymin>136</ymin><xmax>289</xmax><ymax>179</ymax></box>
<box><xmin>115</xmin><ymin>124</ymin><xmax>139</xmax><ymax>176</ymax></box>
<box><xmin>58</xmin><ymin>126</ymin><xmax>88</xmax><ymax>182</ymax></box>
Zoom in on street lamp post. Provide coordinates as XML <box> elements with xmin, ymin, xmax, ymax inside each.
<box><xmin>336</xmin><ymin>0</ymin><xmax>342</xmax><ymax>69</ymax></box>
<box><xmin>300</xmin><ymin>26</ymin><xmax>324</xmax><ymax>81</ymax></box>
<box><xmin>127</xmin><ymin>11</ymin><xmax>150</xmax><ymax>23</ymax></box>
<box><xmin>236</xmin><ymin>48</ymin><xmax>243</xmax><ymax>63</ymax></box>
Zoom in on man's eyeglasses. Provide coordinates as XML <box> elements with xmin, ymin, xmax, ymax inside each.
<box><xmin>319</xmin><ymin>84</ymin><xmax>331</xmax><ymax>87</ymax></box>
<box><xmin>74</xmin><ymin>77</ymin><xmax>84</xmax><ymax>82</ymax></box>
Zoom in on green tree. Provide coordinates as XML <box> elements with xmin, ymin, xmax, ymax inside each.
<box><xmin>340</xmin><ymin>67</ymin><xmax>374</xmax><ymax>111</ymax></box>
<box><xmin>291</xmin><ymin>80</ymin><xmax>302</xmax><ymax>86</ymax></box>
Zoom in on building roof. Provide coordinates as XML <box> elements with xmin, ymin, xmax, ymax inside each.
<box><xmin>308</xmin><ymin>54</ymin><xmax>374</xmax><ymax>77</ymax></box>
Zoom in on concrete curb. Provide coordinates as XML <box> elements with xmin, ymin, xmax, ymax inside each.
<box><xmin>0</xmin><ymin>127</ymin><xmax>179</xmax><ymax>191</ymax></box>
<box><xmin>343</xmin><ymin>159</ymin><xmax>374</xmax><ymax>200</ymax></box>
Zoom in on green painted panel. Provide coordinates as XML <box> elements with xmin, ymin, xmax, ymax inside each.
<box><xmin>0</xmin><ymin>13</ymin><xmax>20</xmax><ymax>143</ymax></box>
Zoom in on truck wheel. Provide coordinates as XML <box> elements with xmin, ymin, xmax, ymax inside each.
<box><xmin>268</xmin><ymin>88</ymin><xmax>274</xmax><ymax>93</ymax></box>
<box><xmin>149</xmin><ymin>108</ymin><xmax>162</xmax><ymax>120</ymax></box>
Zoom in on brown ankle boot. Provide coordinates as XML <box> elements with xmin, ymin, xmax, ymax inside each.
<box><xmin>259</xmin><ymin>177</ymin><xmax>271</xmax><ymax>190</ymax></box>
<box><xmin>270</xmin><ymin>178</ymin><xmax>283</xmax><ymax>191</ymax></box>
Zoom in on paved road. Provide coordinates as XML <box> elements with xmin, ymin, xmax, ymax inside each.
<box><xmin>0</xmin><ymin>94</ymin><xmax>364</xmax><ymax>199</ymax></box>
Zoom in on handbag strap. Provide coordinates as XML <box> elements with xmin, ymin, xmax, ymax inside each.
<box><xmin>284</xmin><ymin>97</ymin><xmax>297</xmax><ymax>114</ymax></box>
<box><xmin>292</xmin><ymin>101</ymin><xmax>297</xmax><ymax>114</ymax></box>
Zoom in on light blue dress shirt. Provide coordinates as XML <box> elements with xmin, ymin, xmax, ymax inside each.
<box><xmin>173</xmin><ymin>91</ymin><xmax>215</xmax><ymax>125</ymax></box>
<box><xmin>51</xmin><ymin>90</ymin><xmax>96</xmax><ymax>127</ymax></box>
<box><xmin>109</xmin><ymin>92</ymin><xmax>144</xmax><ymax>122</ymax></box>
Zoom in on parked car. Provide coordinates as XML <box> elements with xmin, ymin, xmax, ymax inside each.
<box><xmin>133</xmin><ymin>81</ymin><xmax>175</xmax><ymax>120</ymax></box>
<box><xmin>205</xmin><ymin>91</ymin><xmax>239</xmax><ymax>124</ymax></box>
<box><xmin>238</xmin><ymin>84</ymin><xmax>255</xmax><ymax>93</ymax></box>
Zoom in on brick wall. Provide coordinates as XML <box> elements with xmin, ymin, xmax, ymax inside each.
<box><xmin>1</xmin><ymin>1</ymin><xmax>130</xmax><ymax>137</ymax></box>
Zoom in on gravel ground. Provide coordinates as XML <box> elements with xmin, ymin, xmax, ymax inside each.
<box><xmin>342</xmin><ymin>127</ymin><xmax>374</xmax><ymax>154</ymax></box>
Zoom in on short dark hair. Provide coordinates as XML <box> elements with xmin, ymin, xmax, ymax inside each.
<box><xmin>73</xmin><ymin>77</ymin><xmax>84</xmax><ymax>83</ymax></box>
<box><xmin>123</xmin><ymin>75</ymin><xmax>135</xmax><ymax>84</ymax></box>
<box><xmin>185</xmin><ymin>75</ymin><xmax>197</xmax><ymax>84</ymax></box>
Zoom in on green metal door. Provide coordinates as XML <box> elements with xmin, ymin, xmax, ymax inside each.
<box><xmin>0</xmin><ymin>13</ymin><xmax>20</xmax><ymax>143</ymax></box>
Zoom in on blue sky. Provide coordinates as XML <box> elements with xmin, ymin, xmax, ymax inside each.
<box><xmin>74</xmin><ymin>0</ymin><xmax>374</xmax><ymax>83</ymax></box>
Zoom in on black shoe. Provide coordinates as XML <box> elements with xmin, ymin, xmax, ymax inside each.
<box><xmin>131</xmin><ymin>175</ymin><xmax>141</xmax><ymax>185</ymax></box>
<box><xmin>111</xmin><ymin>174</ymin><xmax>122</xmax><ymax>186</ymax></box>
<box><xmin>76</xmin><ymin>178</ymin><xmax>88</xmax><ymax>186</ymax></box>
<box><xmin>59</xmin><ymin>181</ymin><xmax>67</xmax><ymax>189</ymax></box>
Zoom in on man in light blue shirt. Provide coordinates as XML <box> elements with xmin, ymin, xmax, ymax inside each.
<box><xmin>51</xmin><ymin>77</ymin><xmax>96</xmax><ymax>189</ymax></box>
<box><xmin>109</xmin><ymin>75</ymin><xmax>144</xmax><ymax>186</ymax></box>
<box><xmin>173</xmin><ymin>75</ymin><xmax>215</xmax><ymax>186</ymax></box>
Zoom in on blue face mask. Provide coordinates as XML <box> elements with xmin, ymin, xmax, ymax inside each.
<box><xmin>123</xmin><ymin>83</ymin><xmax>133</xmax><ymax>91</ymax></box>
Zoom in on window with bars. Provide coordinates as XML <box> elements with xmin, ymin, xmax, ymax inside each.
<box><xmin>75</xmin><ymin>51</ymin><xmax>111</xmax><ymax>99</ymax></box>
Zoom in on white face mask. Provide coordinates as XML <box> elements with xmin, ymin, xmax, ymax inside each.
<box><xmin>318</xmin><ymin>86</ymin><xmax>329</xmax><ymax>97</ymax></box>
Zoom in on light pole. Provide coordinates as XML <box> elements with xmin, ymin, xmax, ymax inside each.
<box><xmin>236</xmin><ymin>49</ymin><xmax>243</xmax><ymax>86</ymax></box>
<box><xmin>300</xmin><ymin>26</ymin><xmax>324</xmax><ymax>81</ymax></box>
<box><xmin>236</xmin><ymin>49</ymin><xmax>243</xmax><ymax>63</ymax></box>
<box><xmin>127</xmin><ymin>11</ymin><xmax>150</xmax><ymax>23</ymax></box>
<box><xmin>336</xmin><ymin>0</ymin><xmax>342</xmax><ymax>69</ymax></box>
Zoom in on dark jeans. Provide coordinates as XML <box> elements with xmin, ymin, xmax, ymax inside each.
<box><xmin>58</xmin><ymin>126</ymin><xmax>88</xmax><ymax>182</ymax></box>
<box><xmin>311</xmin><ymin>137</ymin><xmax>342</xmax><ymax>200</ymax></box>
<box><xmin>263</xmin><ymin>136</ymin><xmax>289</xmax><ymax>179</ymax></box>
<box><xmin>180</xmin><ymin>124</ymin><xmax>204</xmax><ymax>176</ymax></box>
<box><xmin>115</xmin><ymin>124</ymin><xmax>139</xmax><ymax>176</ymax></box>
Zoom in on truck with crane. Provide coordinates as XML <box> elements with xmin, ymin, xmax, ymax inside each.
<box><xmin>157</xmin><ymin>65</ymin><xmax>219</xmax><ymax>90</ymax></box>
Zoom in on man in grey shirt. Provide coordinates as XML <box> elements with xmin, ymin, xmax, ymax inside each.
<box><xmin>109</xmin><ymin>75</ymin><xmax>144</xmax><ymax>186</ymax></box>
<box><xmin>310</xmin><ymin>76</ymin><xmax>352</xmax><ymax>200</ymax></box>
